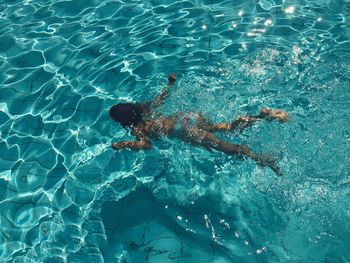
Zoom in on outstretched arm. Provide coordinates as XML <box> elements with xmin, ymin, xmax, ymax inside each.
<box><xmin>112</xmin><ymin>129</ymin><xmax>152</xmax><ymax>150</ymax></box>
<box><xmin>112</xmin><ymin>140</ymin><xmax>151</xmax><ymax>150</ymax></box>
<box><xmin>150</xmin><ymin>73</ymin><xmax>176</xmax><ymax>109</ymax></box>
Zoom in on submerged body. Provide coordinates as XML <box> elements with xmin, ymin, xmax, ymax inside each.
<box><xmin>110</xmin><ymin>74</ymin><xmax>289</xmax><ymax>176</ymax></box>
<box><xmin>139</xmin><ymin>112</ymin><xmax>204</xmax><ymax>138</ymax></box>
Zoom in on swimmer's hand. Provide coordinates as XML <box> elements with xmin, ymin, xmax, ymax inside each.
<box><xmin>150</xmin><ymin>73</ymin><xmax>176</xmax><ymax>109</ymax></box>
<box><xmin>111</xmin><ymin>142</ymin><xmax>123</xmax><ymax>150</ymax></box>
<box><xmin>168</xmin><ymin>73</ymin><xmax>176</xmax><ymax>87</ymax></box>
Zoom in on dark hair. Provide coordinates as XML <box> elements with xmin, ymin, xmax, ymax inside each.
<box><xmin>109</xmin><ymin>103</ymin><xmax>146</xmax><ymax>127</ymax></box>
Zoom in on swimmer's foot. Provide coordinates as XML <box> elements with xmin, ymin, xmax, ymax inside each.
<box><xmin>168</xmin><ymin>73</ymin><xmax>176</xmax><ymax>87</ymax></box>
<box><xmin>255</xmin><ymin>154</ymin><xmax>283</xmax><ymax>176</ymax></box>
<box><xmin>259</xmin><ymin>108</ymin><xmax>289</xmax><ymax>122</ymax></box>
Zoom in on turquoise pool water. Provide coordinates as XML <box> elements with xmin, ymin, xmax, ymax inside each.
<box><xmin>1</xmin><ymin>0</ymin><xmax>350</xmax><ymax>262</ymax></box>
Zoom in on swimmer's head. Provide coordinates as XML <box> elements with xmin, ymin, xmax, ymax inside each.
<box><xmin>109</xmin><ymin>103</ymin><xmax>145</xmax><ymax>127</ymax></box>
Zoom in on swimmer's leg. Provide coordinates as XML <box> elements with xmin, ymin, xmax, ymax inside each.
<box><xmin>206</xmin><ymin>108</ymin><xmax>289</xmax><ymax>133</ymax></box>
<box><xmin>183</xmin><ymin>128</ymin><xmax>282</xmax><ymax>176</ymax></box>
<box><xmin>211</xmin><ymin>116</ymin><xmax>262</xmax><ymax>133</ymax></box>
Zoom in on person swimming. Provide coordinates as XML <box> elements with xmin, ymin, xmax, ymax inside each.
<box><xmin>109</xmin><ymin>73</ymin><xmax>289</xmax><ymax>176</ymax></box>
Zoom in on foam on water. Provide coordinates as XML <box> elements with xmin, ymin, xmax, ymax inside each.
<box><xmin>0</xmin><ymin>0</ymin><xmax>350</xmax><ymax>262</ymax></box>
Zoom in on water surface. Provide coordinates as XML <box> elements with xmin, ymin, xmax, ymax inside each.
<box><xmin>0</xmin><ymin>0</ymin><xmax>350</xmax><ymax>262</ymax></box>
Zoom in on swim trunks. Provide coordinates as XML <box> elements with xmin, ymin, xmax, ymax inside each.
<box><xmin>174</xmin><ymin>112</ymin><xmax>199</xmax><ymax>136</ymax></box>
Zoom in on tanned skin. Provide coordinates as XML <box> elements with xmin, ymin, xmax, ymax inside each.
<box><xmin>112</xmin><ymin>74</ymin><xmax>289</xmax><ymax>176</ymax></box>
